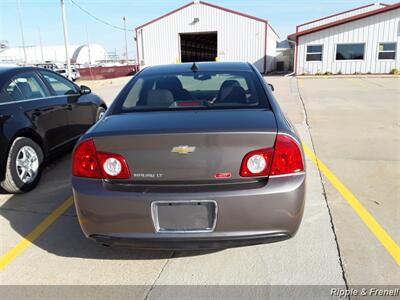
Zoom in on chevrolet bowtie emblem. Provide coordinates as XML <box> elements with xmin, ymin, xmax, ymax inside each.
<box><xmin>171</xmin><ymin>145</ymin><xmax>196</xmax><ymax>155</ymax></box>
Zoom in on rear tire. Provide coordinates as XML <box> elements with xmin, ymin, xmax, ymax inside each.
<box><xmin>1</xmin><ymin>137</ymin><xmax>44</xmax><ymax>193</ymax></box>
<box><xmin>96</xmin><ymin>106</ymin><xmax>106</xmax><ymax>121</ymax></box>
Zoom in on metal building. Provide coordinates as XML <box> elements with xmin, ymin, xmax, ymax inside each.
<box><xmin>289</xmin><ymin>2</ymin><xmax>400</xmax><ymax>75</ymax></box>
<box><xmin>0</xmin><ymin>43</ymin><xmax>107</xmax><ymax>65</ymax></box>
<box><xmin>135</xmin><ymin>0</ymin><xmax>279</xmax><ymax>74</ymax></box>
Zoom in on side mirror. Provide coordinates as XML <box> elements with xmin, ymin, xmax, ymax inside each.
<box><xmin>268</xmin><ymin>83</ymin><xmax>274</xmax><ymax>92</ymax></box>
<box><xmin>80</xmin><ymin>85</ymin><xmax>91</xmax><ymax>95</ymax></box>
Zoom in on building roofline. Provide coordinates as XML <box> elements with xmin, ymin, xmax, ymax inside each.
<box><xmin>289</xmin><ymin>2</ymin><xmax>399</xmax><ymax>39</ymax></box>
<box><xmin>199</xmin><ymin>1</ymin><xmax>268</xmax><ymax>24</ymax></box>
<box><xmin>135</xmin><ymin>0</ymin><xmax>275</xmax><ymax>32</ymax></box>
<box><xmin>135</xmin><ymin>1</ymin><xmax>195</xmax><ymax>31</ymax></box>
<box><xmin>267</xmin><ymin>23</ymin><xmax>280</xmax><ymax>39</ymax></box>
<box><xmin>287</xmin><ymin>32</ymin><xmax>296</xmax><ymax>41</ymax></box>
<box><xmin>297</xmin><ymin>2</ymin><xmax>388</xmax><ymax>28</ymax></box>
<box><xmin>202</xmin><ymin>1</ymin><xmax>280</xmax><ymax>38</ymax></box>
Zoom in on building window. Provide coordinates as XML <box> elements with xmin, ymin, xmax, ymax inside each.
<box><xmin>306</xmin><ymin>45</ymin><xmax>323</xmax><ymax>61</ymax></box>
<box><xmin>336</xmin><ymin>43</ymin><xmax>365</xmax><ymax>60</ymax></box>
<box><xmin>378</xmin><ymin>42</ymin><xmax>396</xmax><ymax>60</ymax></box>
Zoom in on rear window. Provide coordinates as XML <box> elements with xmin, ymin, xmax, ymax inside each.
<box><xmin>118</xmin><ymin>71</ymin><xmax>268</xmax><ymax>112</ymax></box>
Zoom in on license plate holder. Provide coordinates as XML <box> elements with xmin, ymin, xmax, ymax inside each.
<box><xmin>152</xmin><ymin>200</ymin><xmax>217</xmax><ymax>233</ymax></box>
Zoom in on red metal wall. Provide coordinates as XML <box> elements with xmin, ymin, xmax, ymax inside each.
<box><xmin>79</xmin><ymin>65</ymin><xmax>138</xmax><ymax>80</ymax></box>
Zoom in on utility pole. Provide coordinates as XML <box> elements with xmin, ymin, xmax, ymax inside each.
<box><xmin>60</xmin><ymin>0</ymin><xmax>71</xmax><ymax>80</ymax></box>
<box><xmin>86</xmin><ymin>27</ymin><xmax>92</xmax><ymax>65</ymax></box>
<box><xmin>38</xmin><ymin>27</ymin><xmax>44</xmax><ymax>63</ymax></box>
<box><xmin>123</xmin><ymin>16</ymin><xmax>129</xmax><ymax>64</ymax></box>
<box><xmin>16</xmin><ymin>0</ymin><xmax>27</xmax><ymax>65</ymax></box>
<box><xmin>85</xmin><ymin>26</ymin><xmax>94</xmax><ymax>80</ymax></box>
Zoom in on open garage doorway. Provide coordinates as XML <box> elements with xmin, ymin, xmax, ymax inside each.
<box><xmin>180</xmin><ymin>32</ymin><xmax>217</xmax><ymax>63</ymax></box>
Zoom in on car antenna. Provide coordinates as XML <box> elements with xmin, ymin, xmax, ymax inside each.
<box><xmin>191</xmin><ymin>62</ymin><xmax>198</xmax><ymax>73</ymax></box>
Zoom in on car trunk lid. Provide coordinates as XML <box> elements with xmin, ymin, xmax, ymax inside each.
<box><xmin>91</xmin><ymin>110</ymin><xmax>277</xmax><ymax>182</ymax></box>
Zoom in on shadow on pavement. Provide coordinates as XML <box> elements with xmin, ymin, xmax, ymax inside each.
<box><xmin>0</xmin><ymin>152</ymin><xmax>219</xmax><ymax>260</ymax></box>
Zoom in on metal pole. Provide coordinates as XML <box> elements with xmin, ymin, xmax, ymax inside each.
<box><xmin>60</xmin><ymin>0</ymin><xmax>71</xmax><ymax>80</ymax></box>
<box><xmin>16</xmin><ymin>0</ymin><xmax>27</xmax><ymax>65</ymax></box>
<box><xmin>86</xmin><ymin>27</ymin><xmax>92</xmax><ymax>65</ymax></box>
<box><xmin>123</xmin><ymin>16</ymin><xmax>128</xmax><ymax>64</ymax></box>
<box><xmin>86</xmin><ymin>27</ymin><xmax>94</xmax><ymax>80</ymax></box>
<box><xmin>38</xmin><ymin>27</ymin><xmax>44</xmax><ymax>63</ymax></box>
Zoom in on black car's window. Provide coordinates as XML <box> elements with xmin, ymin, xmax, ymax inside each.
<box><xmin>120</xmin><ymin>71</ymin><xmax>267</xmax><ymax>112</ymax></box>
<box><xmin>41</xmin><ymin>71</ymin><xmax>78</xmax><ymax>96</ymax></box>
<box><xmin>0</xmin><ymin>89</ymin><xmax>13</xmax><ymax>103</ymax></box>
<box><xmin>5</xmin><ymin>73</ymin><xmax>49</xmax><ymax>101</ymax></box>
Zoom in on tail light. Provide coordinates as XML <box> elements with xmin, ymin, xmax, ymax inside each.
<box><xmin>240</xmin><ymin>134</ymin><xmax>304</xmax><ymax>177</ymax></box>
<box><xmin>72</xmin><ymin>139</ymin><xmax>130</xmax><ymax>179</ymax></box>
<box><xmin>72</xmin><ymin>139</ymin><xmax>102</xmax><ymax>178</ymax></box>
<box><xmin>96</xmin><ymin>152</ymin><xmax>131</xmax><ymax>179</ymax></box>
<box><xmin>270</xmin><ymin>135</ymin><xmax>304</xmax><ymax>176</ymax></box>
<box><xmin>240</xmin><ymin>148</ymin><xmax>274</xmax><ymax>177</ymax></box>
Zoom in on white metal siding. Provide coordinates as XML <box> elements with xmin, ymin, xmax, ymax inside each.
<box><xmin>137</xmin><ymin>2</ymin><xmax>274</xmax><ymax>73</ymax></box>
<box><xmin>297</xmin><ymin>8</ymin><xmax>400</xmax><ymax>74</ymax></box>
<box><xmin>298</xmin><ymin>3</ymin><xmax>386</xmax><ymax>31</ymax></box>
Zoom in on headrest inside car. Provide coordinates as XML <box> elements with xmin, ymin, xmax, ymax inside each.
<box><xmin>146</xmin><ymin>89</ymin><xmax>174</xmax><ymax>107</ymax></box>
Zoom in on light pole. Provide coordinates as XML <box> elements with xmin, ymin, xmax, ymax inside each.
<box><xmin>86</xmin><ymin>27</ymin><xmax>92</xmax><ymax>65</ymax></box>
<box><xmin>38</xmin><ymin>27</ymin><xmax>44</xmax><ymax>63</ymax></box>
<box><xmin>16</xmin><ymin>0</ymin><xmax>27</xmax><ymax>65</ymax></box>
<box><xmin>60</xmin><ymin>0</ymin><xmax>71</xmax><ymax>80</ymax></box>
<box><xmin>86</xmin><ymin>27</ymin><xmax>94</xmax><ymax>80</ymax></box>
<box><xmin>123</xmin><ymin>16</ymin><xmax>128</xmax><ymax>64</ymax></box>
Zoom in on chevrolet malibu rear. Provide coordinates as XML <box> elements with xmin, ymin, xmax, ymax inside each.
<box><xmin>71</xmin><ymin>62</ymin><xmax>305</xmax><ymax>249</ymax></box>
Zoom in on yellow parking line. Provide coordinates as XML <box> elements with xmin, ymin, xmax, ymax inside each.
<box><xmin>0</xmin><ymin>196</ymin><xmax>73</xmax><ymax>271</ymax></box>
<box><xmin>298</xmin><ymin>78</ymin><xmax>304</xmax><ymax>88</ymax></box>
<box><xmin>303</xmin><ymin>143</ymin><xmax>400</xmax><ymax>266</ymax></box>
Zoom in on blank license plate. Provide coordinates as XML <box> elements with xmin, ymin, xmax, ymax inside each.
<box><xmin>153</xmin><ymin>201</ymin><xmax>216</xmax><ymax>232</ymax></box>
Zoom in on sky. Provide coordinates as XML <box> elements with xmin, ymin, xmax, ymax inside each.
<box><xmin>0</xmin><ymin>0</ymin><xmax>398</xmax><ymax>59</ymax></box>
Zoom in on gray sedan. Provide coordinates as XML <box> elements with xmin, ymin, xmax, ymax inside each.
<box><xmin>71</xmin><ymin>62</ymin><xmax>305</xmax><ymax>249</ymax></box>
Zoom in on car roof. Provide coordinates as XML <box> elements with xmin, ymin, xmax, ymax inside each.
<box><xmin>140</xmin><ymin>62</ymin><xmax>254</xmax><ymax>75</ymax></box>
<box><xmin>0</xmin><ymin>66</ymin><xmax>43</xmax><ymax>77</ymax></box>
<box><xmin>0</xmin><ymin>66</ymin><xmax>62</xmax><ymax>88</ymax></box>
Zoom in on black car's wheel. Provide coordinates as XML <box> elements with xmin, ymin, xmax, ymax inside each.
<box><xmin>96</xmin><ymin>107</ymin><xmax>106</xmax><ymax>121</ymax></box>
<box><xmin>1</xmin><ymin>137</ymin><xmax>44</xmax><ymax>193</ymax></box>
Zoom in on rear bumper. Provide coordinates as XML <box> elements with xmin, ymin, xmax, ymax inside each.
<box><xmin>90</xmin><ymin>232</ymin><xmax>290</xmax><ymax>250</ymax></box>
<box><xmin>72</xmin><ymin>174</ymin><xmax>305</xmax><ymax>249</ymax></box>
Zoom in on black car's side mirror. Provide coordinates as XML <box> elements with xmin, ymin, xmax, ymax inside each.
<box><xmin>80</xmin><ymin>85</ymin><xmax>91</xmax><ymax>95</ymax></box>
<box><xmin>268</xmin><ymin>83</ymin><xmax>274</xmax><ymax>92</ymax></box>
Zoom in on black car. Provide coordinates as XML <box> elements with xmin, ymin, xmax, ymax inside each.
<box><xmin>0</xmin><ymin>66</ymin><xmax>106</xmax><ymax>193</ymax></box>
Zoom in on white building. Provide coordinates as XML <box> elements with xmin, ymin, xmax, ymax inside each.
<box><xmin>275</xmin><ymin>40</ymin><xmax>294</xmax><ymax>72</ymax></box>
<box><xmin>289</xmin><ymin>2</ymin><xmax>400</xmax><ymax>75</ymax></box>
<box><xmin>0</xmin><ymin>43</ymin><xmax>107</xmax><ymax>65</ymax></box>
<box><xmin>135</xmin><ymin>0</ymin><xmax>279</xmax><ymax>74</ymax></box>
